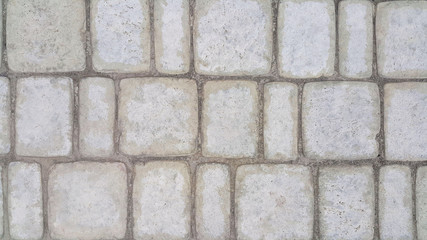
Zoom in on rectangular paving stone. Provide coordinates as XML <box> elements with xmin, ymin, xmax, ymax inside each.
<box><xmin>417</xmin><ymin>166</ymin><xmax>427</xmax><ymax>239</ymax></box>
<box><xmin>194</xmin><ymin>0</ymin><xmax>272</xmax><ymax>75</ymax></box>
<box><xmin>154</xmin><ymin>0</ymin><xmax>190</xmax><ymax>74</ymax></box>
<box><xmin>385</xmin><ymin>83</ymin><xmax>427</xmax><ymax>161</ymax></box>
<box><xmin>133</xmin><ymin>161</ymin><xmax>191</xmax><ymax>240</ymax></box>
<box><xmin>196</xmin><ymin>164</ymin><xmax>230</xmax><ymax>240</ymax></box>
<box><xmin>302</xmin><ymin>81</ymin><xmax>380</xmax><ymax>160</ymax></box>
<box><xmin>338</xmin><ymin>0</ymin><xmax>373</xmax><ymax>78</ymax></box>
<box><xmin>202</xmin><ymin>81</ymin><xmax>258</xmax><ymax>158</ymax></box>
<box><xmin>376</xmin><ymin>1</ymin><xmax>427</xmax><ymax>78</ymax></box>
<box><xmin>119</xmin><ymin>78</ymin><xmax>198</xmax><ymax>156</ymax></box>
<box><xmin>8</xmin><ymin>162</ymin><xmax>43</xmax><ymax>240</ymax></box>
<box><xmin>48</xmin><ymin>162</ymin><xmax>128</xmax><ymax>240</ymax></box>
<box><xmin>79</xmin><ymin>77</ymin><xmax>115</xmax><ymax>157</ymax></box>
<box><xmin>236</xmin><ymin>164</ymin><xmax>313</xmax><ymax>240</ymax></box>
<box><xmin>91</xmin><ymin>0</ymin><xmax>150</xmax><ymax>72</ymax></box>
<box><xmin>0</xmin><ymin>167</ymin><xmax>3</xmax><ymax>237</ymax></box>
<box><xmin>379</xmin><ymin>165</ymin><xmax>414</xmax><ymax>239</ymax></box>
<box><xmin>319</xmin><ymin>166</ymin><xmax>374</xmax><ymax>240</ymax></box>
<box><xmin>7</xmin><ymin>0</ymin><xmax>85</xmax><ymax>72</ymax></box>
<box><xmin>0</xmin><ymin>77</ymin><xmax>10</xmax><ymax>154</ymax></box>
<box><xmin>16</xmin><ymin>77</ymin><xmax>73</xmax><ymax>157</ymax></box>
<box><xmin>264</xmin><ymin>82</ymin><xmax>298</xmax><ymax>160</ymax></box>
<box><xmin>278</xmin><ymin>0</ymin><xmax>335</xmax><ymax>78</ymax></box>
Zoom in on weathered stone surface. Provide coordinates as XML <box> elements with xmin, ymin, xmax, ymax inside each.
<box><xmin>196</xmin><ymin>164</ymin><xmax>230</xmax><ymax>240</ymax></box>
<box><xmin>377</xmin><ymin>1</ymin><xmax>427</xmax><ymax>78</ymax></box>
<box><xmin>0</xmin><ymin>167</ymin><xmax>3</xmax><ymax>237</ymax></box>
<box><xmin>302</xmin><ymin>81</ymin><xmax>380</xmax><ymax>160</ymax></box>
<box><xmin>0</xmin><ymin>77</ymin><xmax>10</xmax><ymax>154</ymax></box>
<box><xmin>202</xmin><ymin>81</ymin><xmax>258</xmax><ymax>158</ymax></box>
<box><xmin>133</xmin><ymin>161</ymin><xmax>191</xmax><ymax>240</ymax></box>
<box><xmin>7</xmin><ymin>0</ymin><xmax>85</xmax><ymax>72</ymax></box>
<box><xmin>417</xmin><ymin>166</ymin><xmax>427</xmax><ymax>239</ymax></box>
<box><xmin>319</xmin><ymin>166</ymin><xmax>374</xmax><ymax>240</ymax></box>
<box><xmin>16</xmin><ymin>77</ymin><xmax>73</xmax><ymax>157</ymax></box>
<box><xmin>264</xmin><ymin>82</ymin><xmax>298</xmax><ymax>160</ymax></box>
<box><xmin>278</xmin><ymin>0</ymin><xmax>335</xmax><ymax>78</ymax></box>
<box><xmin>154</xmin><ymin>0</ymin><xmax>190</xmax><ymax>74</ymax></box>
<box><xmin>119</xmin><ymin>78</ymin><xmax>198</xmax><ymax>156</ymax></box>
<box><xmin>236</xmin><ymin>164</ymin><xmax>313</xmax><ymax>240</ymax></box>
<box><xmin>79</xmin><ymin>77</ymin><xmax>115</xmax><ymax>157</ymax></box>
<box><xmin>339</xmin><ymin>0</ymin><xmax>373</xmax><ymax>78</ymax></box>
<box><xmin>379</xmin><ymin>165</ymin><xmax>414</xmax><ymax>240</ymax></box>
<box><xmin>48</xmin><ymin>162</ymin><xmax>128</xmax><ymax>240</ymax></box>
<box><xmin>385</xmin><ymin>83</ymin><xmax>427</xmax><ymax>161</ymax></box>
<box><xmin>91</xmin><ymin>0</ymin><xmax>150</xmax><ymax>72</ymax></box>
<box><xmin>8</xmin><ymin>162</ymin><xmax>43</xmax><ymax>240</ymax></box>
<box><xmin>194</xmin><ymin>0</ymin><xmax>272</xmax><ymax>75</ymax></box>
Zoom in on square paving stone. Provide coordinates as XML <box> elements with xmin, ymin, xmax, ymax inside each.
<box><xmin>7</xmin><ymin>0</ymin><xmax>86</xmax><ymax>72</ymax></box>
<box><xmin>119</xmin><ymin>78</ymin><xmax>198</xmax><ymax>156</ymax></box>
<box><xmin>376</xmin><ymin>1</ymin><xmax>427</xmax><ymax>78</ymax></box>
<box><xmin>417</xmin><ymin>166</ymin><xmax>427</xmax><ymax>239</ymax></box>
<box><xmin>302</xmin><ymin>81</ymin><xmax>380</xmax><ymax>160</ymax></box>
<box><xmin>48</xmin><ymin>162</ymin><xmax>128</xmax><ymax>240</ymax></box>
<box><xmin>236</xmin><ymin>164</ymin><xmax>313</xmax><ymax>240</ymax></box>
<box><xmin>194</xmin><ymin>0</ymin><xmax>272</xmax><ymax>75</ymax></box>
<box><xmin>202</xmin><ymin>81</ymin><xmax>258</xmax><ymax>158</ymax></box>
<box><xmin>16</xmin><ymin>77</ymin><xmax>73</xmax><ymax>157</ymax></box>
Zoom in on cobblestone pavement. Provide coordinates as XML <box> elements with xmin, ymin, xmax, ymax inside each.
<box><xmin>0</xmin><ymin>0</ymin><xmax>426</xmax><ymax>239</ymax></box>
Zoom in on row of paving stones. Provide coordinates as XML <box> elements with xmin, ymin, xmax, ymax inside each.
<box><xmin>4</xmin><ymin>0</ymin><xmax>427</xmax><ymax>78</ymax></box>
<box><xmin>0</xmin><ymin>77</ymin><xmax>425</xmax><ymax>161</ymax></box>
<box><xmin>2</xmin><ymin>161</ymin><xmax>427</xmax><ymax>239</ymax></box>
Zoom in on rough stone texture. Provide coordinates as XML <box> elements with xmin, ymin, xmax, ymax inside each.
<box><xmin>278</xmin><ymin>0</ymin><xmax>335</xmax><ymax>78</ymax></box>
<box><xmin>196</xmin><ymin>164</ymin><xmax>230</xmax><ymax>240</ymax></box>
<box><xmin>202</xmin><ymin>81</ymin><xmax>258</xmax><ymax>158</ymax></box>
<box><xmin>302</xmin><ymin>81</ymin><xmax>380</xmax><ymax>160</ymax></box>
<box><xmin>48</xmin><ymin>162</ymin><xmax>128</xmax><ymax>240</ymax></box>
<box><xmin>79</xmin><ymin>78</ymin><xmax>115</xmax><ymax>157</ymax></box>
<box><xmin>384</xmin><ymin>83</ymin><xmax>427</xmax><ymax>161</ymax></box>
<box><xmin>236</xmin><ymin>164</ymin><xmax>313</xmax><ymax>240</ymax></box>
<box><xmin>264</xmin><ymin>82</ymin><xmax>298</xmax><ymax>160</ymax></box>
<box><xmin>417</xmin><ymin>166</ymin><xmax>427</xmax><ymax>239</ymax></box>
<box><xmin>339</xmin><ymin>0</ymin><xmax>373</xmax><ymax>78</ymax></box>
<box><xmin>154</xmin><ymin>0</ymin><xmax>190</xmax><ymax>74</ymax></box>
<box><xmin>119</xmin><ymin>78</ymin><xmax>198</xmax><ymax>156</ymax></box>
<box><xmin>8</xmin><ymin>162</ymin><xmax>43</xmax><ymax>240</ymax></box>
<box><xmin>0</xmin><ymin>77</ymin><xmax>10</xmax><ymax>154</ymax></box>
<box><xmin>133</xmin><ymin>161</ymin><xmax>191</xmax><ymax>240</ymax></box>
<box><xmin>91</xmin><ymin>0</ymin><xmax>150</xmax><ymax>72</ymax></box>
<box><xmin>319</xmin><ymin>166</ymin><xmax>374</xmax><ymax>240</ymax></box>
<box><xmin>7</xmin><ymin>0</ymin><xmax>85</xmax><ymax>72</ymax></box>
<box><xmin>16</xmin><ymin>77</ymin><xmax>73</xmax><ymax>157</ymax></box>
<box><xmin>194</xmin><ymin>0</ymin><xmax>272</xmax><ymax>75</ymax></box>
<box><xmin>379</xmin><ymin>165</ymin><xmax>414</xmax><ymax>240</ymax></box>
<box><xmin>0</xmin><ymin>167</ymin><xmax>3</xmax><ymax>237</ymax></box>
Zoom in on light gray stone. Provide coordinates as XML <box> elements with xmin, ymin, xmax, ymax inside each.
<box><xmin>16</xmin><ymin>77</ymin><xmax>73</xmax><ymax>157</ymax></box>
<box><xmin>202</xmin><ymin>81</ymin><xmax>258</xmax><ymax>158</ymax></box>
<box><xmin>0</xmin><ymin>77</ymin><xmax>10</xmax><ymax>154</ymax></box>
<box><xmin>133</xmin><ymin>161</ymin><xmax>191</xmax><ymax>240</ymax></box>
<box><xmin>264</xmin><ymin>82</ymin><xmax>298</xmax><ymax>160</ymax></box>
<box><xmin>8</xmin><ymin>162</ymin><xmax>43</xmax><ymax>240</ymax></box>
<box><xmin>236</xmin><ymin>164</ymin><xmax>313</xmax><ymax>240</ymax></box>
<box><xmin>48</xmin><ymin>162</ymin><xmax>128</xmax><ymax>240</ymax></box>
<box><xmin>154</xmin><ymin>0</ymin><xmax>190</xmax><ymax>74</ymax></box>
<box><xmin>196</xmin><ymin>164</ymin><xmax>230</xmax><ymax>240</ymax></box>
<box><xmin>7</xmin><ymin>0</ymin><xmax>85</xmax><ymax>72</ymax></box>
<box><xmin>79</xmin><ymin>77</ymin><xmax>115</xmax><ymax>157</ymax></box>
<box><xmin>194</xmin><ymin>0</ymin><xmax>272</xmax><ymax>75</ymax></box>
<box><xmin>119</xmin><ymin>78</ymin><xmax>198</xmax><ymax>156</ymax></box>
<box><xmin>417</xmin><ymin>166</ymin><xmax>427</xmax><ymax>239</ymax></box>
<box><xmin>339</xmin><ymin>0</ymin><xmax>373</xmax><ymax>78</ymax></box>
<box><xmin>302</xmin><ymin>81</ymin><xmax>380</xmax><ymax>160</ymax></box>
<box><xmin>379</xmin><ymin>165</ymin><xmax>414</xmax><ymax>240</ymax></box>
<box><xmin>0</xmin><ymin>167</ymin><xmax>3</xmax><ymax>237</ymax></box>
<box><xmin>91</xmin><ymin>0</ymin><xmax>150</xmax><ymax>72</ymax></box>
<box><xmin>384</xmin><ymin>83</ymin><xmax>427</xmax><ymax>161</ymax></box>
<box><xmin>319</xmin><ymin>166</ymin><xmax>374</xmax><ymax>240</ymax></box>
<box><xmin>376</xmin><ymin>1</ymin><xmax>427</xmax><ymax>78</ymax></box>
<box><xmin>278</xmin><ymin>0</ymin><xmax>335</xmax><ymax>78</ymax></box>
